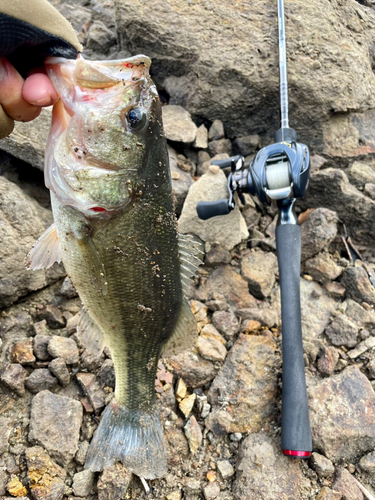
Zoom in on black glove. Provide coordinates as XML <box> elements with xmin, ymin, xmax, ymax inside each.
<box><xmin>0</xmin><ymin>0</ymin><xmax>82</xmax><ymax>138</ymax></box>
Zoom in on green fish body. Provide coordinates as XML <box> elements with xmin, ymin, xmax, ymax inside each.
<box><xmin>26</xmin><ymin>55</ymin><xmax>200</xmax><ymax>479</ymax></box>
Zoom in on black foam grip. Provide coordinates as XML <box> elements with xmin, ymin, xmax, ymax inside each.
<box><xmin>276</xmin><ymin>224</ymin><xmax>312</xmax><ymax>454</ymax></box>
<box><xmin>0</xmin><ymin>13</ymin><xmax>78</xmax><ymax>77</ymax></box>
<box><xmin>196</xmin><ymin>199</ymin><xmax>230</xmax><ymax>220</ymax></box>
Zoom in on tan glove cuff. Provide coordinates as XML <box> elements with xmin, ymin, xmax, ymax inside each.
<box><xmin>0</xmin><ymin>0</ymin><xmax>82</xmax><ymax>54</ymax></box>
<box><xmin>0</xmin><ymin>105</ymin><xmax>14</xmax><ymax>139</ymax></box>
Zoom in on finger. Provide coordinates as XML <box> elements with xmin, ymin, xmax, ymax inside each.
<box><xmin>0</xmin><ymin>58</ymin><xmax>41</xmax><ymax>122</ymax></box>
<box><xmin>23</xmin><ymin>70</ymin><xmax>59</xmax><ymax>107</ymax></box>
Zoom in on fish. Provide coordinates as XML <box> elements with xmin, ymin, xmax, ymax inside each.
<box><xmin>25</xmin><ymin>54</ymin><xmax>202</xmax><ymax>479</ymax></box>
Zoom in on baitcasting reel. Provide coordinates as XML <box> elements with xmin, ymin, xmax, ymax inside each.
<box><xmin>197</xmin><ymin>136</ymin><xmax>310</xmax><ymax>222</ymax></box>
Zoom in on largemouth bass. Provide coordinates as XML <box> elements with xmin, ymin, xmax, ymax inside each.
<box><xmin>26</xmin><ymin>55</ymin><xmax>201</xmax><ymax>479</ymax></box>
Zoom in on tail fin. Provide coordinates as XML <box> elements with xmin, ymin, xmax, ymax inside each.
<box><xmin>84</xmin><ymin>399</ymin><xmax>168</xmax><ymax>479</ymax></box>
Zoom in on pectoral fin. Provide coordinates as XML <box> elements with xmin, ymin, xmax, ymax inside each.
<box><xmin>161</xmin><ymin>297</ymin><xmax>198</xmax><ymax>357</ymax></box>
<box><xmin>25</xmin><ymin>223</ymin><xmax>61</xmax><ymax>270</ymax></box>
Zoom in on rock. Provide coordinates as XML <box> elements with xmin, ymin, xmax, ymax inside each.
<box><xmin>205</xmin><ymin>410</ymin><xmax>233</xmax><ymax>437</ymax></box>
<box><xmin>0</xmin><ymin>108</ymin><xmax>51</xmax><ymax>170</ymax></box>
<box><xmin>316</xmin><ymin>488</ymin><xmax>343</xmax><ymax>500</ymax></box>
<box><xmin>326</xmin><ymin>282</ymin><xmax>346</xmax><ymax>298</ymax></box>
<box><xmin>162</xmin><ymin>105</ymin><xmax>197</xmax><ymax>143</ymax></box>
<box><xmin>196</xmin><ymin>336</ymin><xmax>227</xmax><ymax>362</ymax></box>
<box><xmin>184</xmin><ymin>415</ymin><xmax>203</xmax><ymax>454</ymax></box>
<box><xmin>342</xmin><ymin>267</ymin><xmax>375</xmax><ymax>306</ymax></box>
<box><xmin>6</xmin><ymin>476</ymin><xmax>27</xmax><ymax>497</ymax></box>
<box><xmin>347</xmin><ymin>337</ymin><xmax>375</xmax><ymax>359</ymax></box>
<box><xmin>0</xmin><ymin>176</ymin><xmax>65</xmax><ymax>308</ymax></box>
<box><xmin>241</xmin><ymin>250</ymin><xmax>277</xmax><ymax>299</ymax></box>
<box><xmin>86</xmin><ymin>20</ymin><xmax>117</xmax><ymax>53</ymax></box>
<box><xmin>11</xmin><ymin>339</ymin><xmax>36</xmax><ymax>365</ymax></box>
<box><xmin>200</xmin><ymin>324</ymin><xmax>226</xmax><ymax>344</ymax></box>
<box><xmin>198</xmin><ymin>153</ymin><xmax>229</xmax><ymax>176</ymax></box>
<box><xmin>166</xmin><ymin>490</ymin><xmax>182</xmax><ymax>500</ymax></box>
<box><xmin>72</xmin><ymin>470</ymin><xmax>95</xmax><ymax>497</ymax></box>
<box><xmin>179</xmin><ymin>393</ymin><xmax>196</xmax><ymax>418</ymax></box>
<box><xmin>208</xmin><ymin>334</ymin><xmax>278</xmax><ymax>433</ymax></box>
<box><xmin>26</xmin><ymin>446</ymin><xmax>66</xmax><ymax>500</ymax></box>
<box><xmin>208</xmin><ymin>120</ymin><xmax>225</xmax><ymax>141</ymax></box>
<box><xmin>175</xmin><ymin>378</ymin><xmax>187</xmax><ymax>400</ymax></box>
<box><xmin>0</xmin><ymin>364</ymin><xmax>27</xmax><ymax>396</ymax></box>
<box><xmin>29</xmin><ymin>390</ymin><xmax>83</xmax><ymax>467</ymax></box>
<box><xmin>97</xmin><ymin>359</ymin><xmax>115</xmax><ymax>389</ymax></box>
<box><xmin>33</xmin><ymin>320</ymin><xmax>49</xmax><ymax>336</ymax></box>
<box><xmin>25</xmin><ymin>369</ymin><xmax>58</xmax><ymax>394</ymax></box>
<box><xmin>211</xmin><ymin>310</ymin><xmax>239</xmax><ymax>338</ymax></box>
<box><xmin>168</xmin><ymin>146</ymin><xmax>194</xmax><ymax>215</ymax></box>
<box><xmin>304</xmin><ymin>253</ymin><xmax>343</xmax><ymax>284</ymax></box>
<box><xmin>301</xmin><ymin>208</ymin><xmax>338</xmax><ymax>261</ymax></box>
<box><xmin>48</xmin><ymin>337</ymin><xmax>79</xmax><ymax>365</ymax></box>
<box><xmin>208</xmin><ymin>138</ymin><xmax>232</xmax><ymax>157</ymax></box>
<box><xmin>301</xmin><ymin>169</ymin><xmax>375</xmax><ymax>252</ymax></box>
<box><xmin>310</xmin><ymin>452</ymin><xmax>335</xmax><ymax>478</ymax></box>
<box><xmin>33</xmin><ymin>335</ymin><xmax>51</xmax><ymax>361</ymax></box>
<box><xmin>233</xmin><ymin>135</ymin><xmax>261</xmax><ymax>156</ymax></box>
<box><xmin>359</xmin><ymin>451</ymin><xmax>375</xmax><ymax>475</ymax></box>
<box><xmin>217</xmin><ymin>460</ymin><xmax>234</xmax><ymax>480</ymax></box>
<box><xmin>345</xmin><ymin>299</ymin><xmax>375</xmax><ymax>330</ymax></box>
<box><xmin>66</xmin><ymin>314</ymin><xmax>80</xmax><ymax>335</ymax></box>
<box><xmin>59</xmin><ymin>277</ymin><xmax>78</xmax><ymax>299</ymax></box>
<box><xmin>97</xmin><ymin>463</ymin><xmax>132</xmax><ymax>500</ymax></box>
<box><xmin>239</xmin><ymin>308</ymin><xmax>278</xmax><ymax>329</ymax></box>
<box><xmin>365</xmin><ymin>183</ymin><xmax>375</xmax><ymax>200</ymax></box>
<box><xmin>75</xmin><ymin>373</ymin><xmax>106</xmax><ymax>414</ymax></box>
<box><xmin>0</xmin><ymin>417</ymin><xmax>12</xmax><ymax>455</ymax></box>
<box><xmin>325</xmin><ymin>315</ymin><xmax>359</xmax><ymax>348</ymax></box>
<box><xmin>167</xmin><ymin>351</ymin><xmax>216</xmax><ymax>389</ymax></box>
<box><xmin>178</xmin><ymin>169</ymin><xmax>249</xmax><ymax>251</ymax></box>
<box><xmin>242</xmin><ymin>206</ymin><xmax>261</xmax><ymax>229</ymax></box>
<box><xmin>203</xmin><ymin>482</ymin><xmax>220</xmax><ymax>500</ymax></box>
<box><xmin>347</xmin><ymin>160</ymin><xmax>375</xmax><ymax>189</ymax></box>
<box><xmin>0</xmin><ymin>469</ymin><xmax>8</xmax><ymax>497</ymax></box>
<box><xmin>331</xmin><ymin>468</ymin><xmax>363</xmax><ymax>500</ymax></box>
<box><xmin>299</xmin><ymin>279</ymin><xmax>338</xmax><ymax>340</ymax></box>
<box><xmin>194</xmin><ymin>124</ymin><xmax>208</xmax><ymax>149</ymax></box>
<box><xmin>233</xmin><ymin>432</ymin><xmax>310</xmax><ymax>499</ymax></box>
<box><xmin>37</xmin><ymin>305</ymin><xmax>66</xmax><ymax>329</ymax></box>
<box><xmin>48</xmin><ymin>358</ymin><xmax>70</xmax><ymax>387</ymax></box>
<box><xmin>309</xmin><ymin>366</ymin><xmax>375</xmax><ymax>460</ymax></box>
<box><xmin>317</xmin><ymin>347</ymin><xmax>339</xmax><ymax>376</ymax></box>
<box><xmin>205</xmin><ymin>244</ymin><xmax>231</xmax><ymax>265</ymax></box>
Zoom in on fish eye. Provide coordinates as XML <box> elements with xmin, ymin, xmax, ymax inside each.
<box><xmin>126</xmin><ymin>107</ymin><xmax>147</xmax><ymax>130</ymax></box>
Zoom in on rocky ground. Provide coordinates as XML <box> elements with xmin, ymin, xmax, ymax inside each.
<box><xmin>2</xmin><ymin>1</ymin><xmax>375</xmax><ymax>499</ymax></box>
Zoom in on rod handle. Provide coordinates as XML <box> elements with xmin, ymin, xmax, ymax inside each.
<box><xmin>276</xmin><ymin>223</ymin><xmax>312</xmax><ymax>456</ymax></box>
<box><xmin>196</xmin><ymin>199</ymin><xmax>231</xmax><ymax>220</ymax></box>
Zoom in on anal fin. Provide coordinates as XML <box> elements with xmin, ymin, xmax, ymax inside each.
<box><xmin>77</xmin><ymin>307</ymin><xmax>106</xmax><ymax>356</ymax></box>
<box><xmin>25</xmin><ymin>223</ymin><xmax>61</xmax><ymax>270</ymax></box>
<box><xmin>161</xmin><ymin>297</ymin><xmax>198</xmax><ymax>357</ymax></box>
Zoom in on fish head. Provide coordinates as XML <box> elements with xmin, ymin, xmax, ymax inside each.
<box><xmin>45</xmin><ymin>55</ymin><xmax>164</xmax><ymax>216</ymax></box>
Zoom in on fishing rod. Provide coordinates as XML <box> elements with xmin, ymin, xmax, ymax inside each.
<box><xmin>196</xmin><ymin>0</ymin><xmax>312</xmax><ymax>457</ymax></box>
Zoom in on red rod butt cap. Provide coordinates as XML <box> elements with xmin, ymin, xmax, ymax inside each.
<box><xmin>283</xmin><ymin>450</ymin><xmax>311</xmax><ymax>458</ymax></box>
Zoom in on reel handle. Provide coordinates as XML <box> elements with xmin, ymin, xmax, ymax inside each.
<box><xmin>211</xmin><ymin>155</ymin><xmax>243</xmax><ymax>169</ymax></box>
<box><xmin>196</xmin><ymin>199</ymin><xmax>232</xmax><ymax>220</ymax></box>
<box><xmin>276</xmin><ymin>222</ymin><xmax>312</xmax><ymax>457</ymax></box>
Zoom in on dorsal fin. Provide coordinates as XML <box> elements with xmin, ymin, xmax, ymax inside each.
<box><xmin>77</xmin><ymin>307</ymin><xmax>106</xmax><ymax>356</ymax></box>
<box><xmin>178</xmin><ymin>234</ymin><xmax>203</xmax><ymax>296</ymax></box>
<box><xmin>25</xmin><ymin>223</ymin><xmax>61</xmax><ymax>270</ymax></box>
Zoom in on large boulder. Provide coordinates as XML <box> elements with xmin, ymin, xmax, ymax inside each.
<box><xmin>115</xmin><ymin>0</ymin><xmax>375</xmax><ymax>147</ymax></box>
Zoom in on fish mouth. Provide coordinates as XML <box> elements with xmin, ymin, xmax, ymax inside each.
<box><xmin>45</xmin><ymin>54</ymin><xmax>151</xmax><ymax>90</ymax></box>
